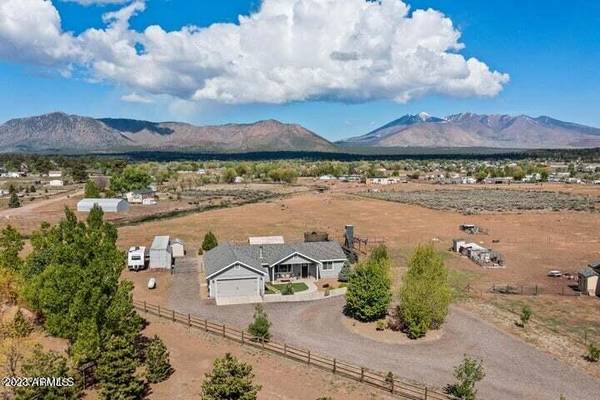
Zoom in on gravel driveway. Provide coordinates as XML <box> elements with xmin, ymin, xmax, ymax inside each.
<box><xmin>167</xmin><ymin>261</ymin><xmax>600</xmax><ymax>399</ymax></box>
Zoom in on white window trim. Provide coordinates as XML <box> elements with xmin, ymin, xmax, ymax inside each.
<box><xmin>322</xmin><ymin>261</ymin><xmax>334</xmax><ymax>271</ymax></box>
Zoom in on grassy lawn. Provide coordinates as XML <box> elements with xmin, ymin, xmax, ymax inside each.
<box><xmin>271</xmin><ymin>282</ymin><xmax>309</xmax><ymax>293</ymax></box>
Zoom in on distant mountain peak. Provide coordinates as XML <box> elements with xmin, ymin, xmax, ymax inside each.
<box><xmin>0</xmin><ymin>113</ymin><xmax>336</xmax><ymax>154</ymax></box>
<box><xmin>340</xmin><ymin>112</ymin><xmax>600</xmax><ymax>149</ymax></box>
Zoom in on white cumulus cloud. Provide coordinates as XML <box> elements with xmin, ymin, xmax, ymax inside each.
<box><xmin>0</xmin><ymin>0</ymin><xmax>509</xmax><ymax>104</ymax></box>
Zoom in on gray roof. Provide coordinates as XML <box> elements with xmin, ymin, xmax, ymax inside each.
<box><xmin>580</xmin><ymin>266</ymin><xmax>599</xmax><ymax>278</ymax></box>
<box><xmin>204</xmin><ymin>241</ymin><xmax>347</xmax><ymax>278</ymax></box>
<box><xmin>151</xmin><ymin>236</ymin><xmax>170</xmax><ymax>250</ymax></box>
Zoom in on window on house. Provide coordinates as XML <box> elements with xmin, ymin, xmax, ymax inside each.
<box><xmin>322</xmin><ymin>261</ymin><xmax>334</xmax><ymax>270</ymax></box>
<box><xmin>277</xmin><ymin>265</ymin><xmax>291</xmax><ymax>273</ymax></box>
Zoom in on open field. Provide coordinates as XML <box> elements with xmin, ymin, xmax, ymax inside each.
<box><xmin>362</xmin><ymin>188</ymin><xmax>600</xmax><ymax>213</ymax></box>
<box><xmin>0</xmin><ymin>183</ymin><xmax>309</xmax><ymax>234</ymax></box>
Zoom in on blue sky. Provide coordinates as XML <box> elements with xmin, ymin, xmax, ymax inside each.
<box><xmin>0</xmin><ymin>0</ymin><xmax>599</xmax><ymax>140</ymax></box>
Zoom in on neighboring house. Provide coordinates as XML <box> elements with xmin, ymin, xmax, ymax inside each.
<box><xmin>366</xmin><ymin>177</ymin><xmax>403</xmax><ymax>185</ymax></box>
<box><xmin>125</xmin><ymin>188</ymin><xmax>156</xmax><ymax>204</ymax></box>
<box><xmin>204</xmin><ymin>240</ymin><xmax>347</xmax><ymax>301</ymax></box>
<box><xmin>48</xmin><ymin>179</ymin><xmax>64</xmax><ymax>187</ymax></box>
<box><xmin>77</xmin><ymin>198</ymin><xmax>130</xmax><ymax>213</ymax></box>
<box><xmin>150</xmin><ymin>236</ymin><xmax>172</xmax><ymax>269</ymax></box>
<box><xmin>319</xmin><ymin>175</ymin><xmax>337</xmax><ymax>181</ymax></box>
<box><xmin>171</xmin><ymin>238</ymin><xmax>185</xmax><ymax>258</ymax></box>
<box><xmin>48</xmin><ymin>171</ymin><xmax>62</xmax><ymax>178</ymax></box>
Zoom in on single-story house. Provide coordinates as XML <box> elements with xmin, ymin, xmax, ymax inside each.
<box><xmin>149</xmin><ymin>236</ymin><xmax>172</xmax><ymax>269</ymax></box>
<box><xmin>204</xmin><ymin>241</ymin><xmax>347</xmax><ymax>301</ymax></box>
<box><xmin>170</xmin><ymin>238</ymin><xmax>185</xmax><ymax>258</ymax></box>
<box><xmin>77</xmin><ymin>198</ymin><xmax>130</xmax><ymax>213</ymax></box>
<box><xmin>48</xmin><ymin>171</ymin><xmax>62</xmax><ymax>178</ymax></box>
<box><xmin>579</xmin><ymin>265</ymin><xmax>600</xmax><ymax>296</ymax></box>
<box><xmin>125</xmin><ymin>188</ymin><xmax>156</xmax><ymax>204</ymax></box>
<box><xmin>48</xmin><ymin>179</ymin><xmax>64</xmax><ymax>187</ymax></box>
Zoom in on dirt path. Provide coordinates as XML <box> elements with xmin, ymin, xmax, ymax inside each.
<box><xmin>0</xmin><ymin>188</ymin><xmax>82</xmax><ymax>218</ymax></box>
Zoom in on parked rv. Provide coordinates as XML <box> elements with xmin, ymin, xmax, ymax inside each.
<box><xmin>128</xmin><ymin>246</ymin><xmax>147</xmax><ymax>271</ymax></box>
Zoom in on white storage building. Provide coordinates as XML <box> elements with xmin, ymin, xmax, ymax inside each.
<box><xmin>171</xmin><ymin>238</ymin><xmax>186</xmax><ymax>258</ymax></box>
<box><xmin>150</xmin><ymin>236</ymin><xmax>172</xmax><ymax>269</ymax></box>
<box><xmin>77</xmin><ymin>198</ymin><xmax>130</xmax><ymax>213</ymax></box>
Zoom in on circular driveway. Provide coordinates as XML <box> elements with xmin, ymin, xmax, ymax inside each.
<box><xmin>169</xmin><ymin>260</ymin><xmax>600</xmax><ymax>399</ymax></box>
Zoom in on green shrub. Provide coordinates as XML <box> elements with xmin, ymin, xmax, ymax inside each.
<box><xmin>397</xmin><ymin>245</ymin><xmax>451</xmax><ymax>339</ymax></box>
<box><xmin>281</xmin><ymin>283</ymin><xmax>294</xmax><ymax>295</ymax></box>
<box><xmin>201</xmin><ymin>353</ymin><xmax>261</xmax><ymax>400</ymax></box>
<box><xmin>344</xmin><ymin>248</ymin><xmax>392</xmax><ymax>322</ymax></box>
<box><xmin>376</xmin><ymin>320</ymin><xmax>386</xmax><ymax>331</ymax></box>
<box><xmin>448</xmin><ymin>356</ymin><xmax>485</xmax><ymax>400</ymax></box>
<box><xmin>248</xmin><ymin>304</ymin><xmax>271</xmax><ymax>341</ymax></box>
<box><xmin>520</xmin><ymin>305</ymin><xmax>532</xmax><ymax>327</ymax></box>
<box><xmin>586</xmin><ymin>344</ymin><xmax>600</xmax><ymax>362</ymax></box>
<box><xmin>12</xmin><ymin>309</ymin><xmax>33</xmax><ymax>337</ymax></box>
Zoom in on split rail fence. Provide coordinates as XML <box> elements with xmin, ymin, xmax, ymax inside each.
<box><xmin>133</xmin><ymin>300</ymin><xmax>451</xmax><ymax>400</ymax></box>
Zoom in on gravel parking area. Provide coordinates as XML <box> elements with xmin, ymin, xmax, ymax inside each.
<box><xmin>163</xmin><ymin>265</ymin><xmax>600</xmax><ymax>400</ymax></box>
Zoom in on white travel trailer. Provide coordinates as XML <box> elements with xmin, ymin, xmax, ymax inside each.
<box><xmin>127</xmin><ymin>246</ymin><xmax>147</xmax><ymax>271</ymax></box>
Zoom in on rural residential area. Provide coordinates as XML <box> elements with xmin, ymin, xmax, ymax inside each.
<box><xmin>0</xmin><ymin>1</ymin><xmax>599</xmax><ymax>400</ymax></box>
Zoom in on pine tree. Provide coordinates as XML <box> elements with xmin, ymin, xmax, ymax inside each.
<box><xmin>201</xmin><ymin>353</ymin><xmax>261</xmax><ymax>400</ymax></box>
<box><xmin>11</xmin><ymin>309</ymin><xmax>33</xmax><ymax>338</ymax></box>
<box><xmin>15</xmin><ymin>345</ymin><xmax>78</xmax><ymax>400</ymax></box>
<box><xmin>84</xmin><ymin>180</ymin><xmax>101</xmax><ymax>198</ymax></box>
<box><xmin>248</xmin><ymin>304</ymin><xmax>271</xmax><ymax>341</ymax></box>
<box><xmin>8</xmin><ymin>191</ymin><xmax>20</xmax><ymax>209</ymax></box>
<box><xmin>145</xmin><ymin>335</ymin><xmax>172</xmax><ymax>383</ymax></box>
<box><xmin>97</xmin><ymin>335</ymin><xmax>145</xmax><ymax>400</ymax></box>
<box><xmin>70</xmin><ymin>318</ymin><xmax>100</xmax><ymax>366</ymax></box>
<box><xmin>202</xmin><ymin>231</ymin><xmax>219</xmax><ymax>252</ymax></box>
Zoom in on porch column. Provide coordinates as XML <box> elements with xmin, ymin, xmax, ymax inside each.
<box><xmin>316</xmin><ymin>263</ymin><xmax>320</xmax><ymax>280</ymax></box>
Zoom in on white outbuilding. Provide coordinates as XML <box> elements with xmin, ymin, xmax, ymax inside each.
<box><xmin>170</xmin><ymin>238</ymin><xmax>186</xmax><ymax>258</ymax></box>
<box><xmin>77</xmin><ymin>198</ymin><xmax>130</xmax><ymax>213</ymax></box>
<box><xmin>149</xmin><ymin>236</ymin><xmax>172</xmax><ymax>269</ymax></box>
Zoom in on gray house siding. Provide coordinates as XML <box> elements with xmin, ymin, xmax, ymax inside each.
<box><xmin>208</xmin><ymin>262</ymin><xmax>265</xmax><ymax>299</ymax></box>
<box><xmin>319</xmin><ymin>260</ymin><xmax>345</xmax><ymax>278</ymax></box>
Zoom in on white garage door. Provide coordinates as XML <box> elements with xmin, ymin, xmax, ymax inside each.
<box><xmin>216</xmin><ymin>278</ymin><xmax>259</xmax><ymax>298</ymax></box>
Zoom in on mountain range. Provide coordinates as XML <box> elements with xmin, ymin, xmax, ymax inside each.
<box><xmin>1</xmin><ymin>111</ymin><xmax>599</xmax><ymax>154</ymax></box>
<box><xmin>339</xmin><ymin>112</ymin><xmax>600</xmax><ymax>149</ymax></box>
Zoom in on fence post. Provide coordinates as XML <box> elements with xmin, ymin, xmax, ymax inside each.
<box><xmin>307</xmin><ymin>350</ymin><xmax>311</xmax><ymax>365</ymax></box>
<box><xmin>222</xmin><ymin>324</ymin><xmax>226</xmax><ymax>337</ymax></box>
<box><xmin>333</xmin><ymin>358</ymin><xmax>336</xmax><ymax>374</ymax></box>
<box><xmin>535</xmin><ymin>285</ymin><xmax>538</xmax><ymax>296</ymax></box>
<box><xmin>188</xmin><ymin>314</ymin><xmax>191</xmax><ymax>327</ymax></box>
<box><xmin>241</xmin><ymin>331</ymin><xmax>245</xmax><ymax>345</ymax></box>
<box><xmin>143</xmin><ymin>301</ymin><xmax>147</xmax><ymax>313</ymax></box>
<box><xmin>205</xmin><ymin>319</ymin><xmax>208</xmax><ymax>332</ymax></box>
<box><xmin>360</xmin><ymin>367</ymin><xmax>364</xmax><ymax>382</ymax></box>
<box><xmin>390</xmin><ymin>374</ymin><xmax>394</xmax><ymax>394</ymax></box>
<box><xmin>284</xmin><ymin>343</ymin><xmax>287</xmax><ymax>356</ymax></box>
<box><xmin>424</xmin><ymin>386</ymin><xmax>428</xmax><ymax>400</ymax></box>
<box><xmin>172</xmin><ymin>310</ymin><xmax>175</xmax><ymax>322</ymax></box>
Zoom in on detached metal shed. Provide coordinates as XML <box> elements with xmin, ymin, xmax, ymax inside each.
<box><xmin>150</xmin><ymin>236</ymin><xmax>172</xmax><ymax>269</ymax></box>
<box><xmin>77</xmin><ymin>198</ymin><xmax>129</xmax><ymax>213</ymax></box>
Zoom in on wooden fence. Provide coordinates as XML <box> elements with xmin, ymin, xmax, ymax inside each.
<box><xmin>487</xmin><ymin>283</ymin><xmax>580</xmax><ymax>297</ymax></box>
<box><xmin>133</xmin><ymin>300</ymin><xmax>451</xmax><ymax>400</ymax></box>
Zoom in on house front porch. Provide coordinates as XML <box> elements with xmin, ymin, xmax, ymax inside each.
<box><xmin>269</xmin><ymin>262</ymin><xmax>319</xmax><ymax>283</ymax></box>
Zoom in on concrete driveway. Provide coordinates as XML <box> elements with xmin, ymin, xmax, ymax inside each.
<box><xmin>166</xmin><ymin>259</ymin><xmax>599</xmax><ymax>399</ymax></box>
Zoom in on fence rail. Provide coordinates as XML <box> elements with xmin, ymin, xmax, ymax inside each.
<box><xmin>133</xmin><ymin>300</ymin><xmax>451</xmax><ymax>400</ymax></box>
<box><xmin>487</xmin><ymin>283</ymin><xmax>580</xmax><ymax>297</ymax></box>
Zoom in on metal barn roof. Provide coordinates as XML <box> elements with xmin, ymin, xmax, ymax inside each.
<box><xmin>151</xmin><ymin>236</ymin><xmax>171</xmax><ymax>250</ymax></box>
